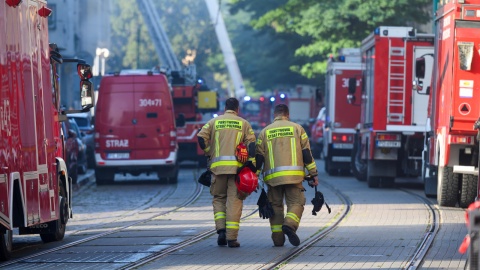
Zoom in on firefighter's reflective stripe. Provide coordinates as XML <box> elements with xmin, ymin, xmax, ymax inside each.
<box><xmin>203</xmin><ymin>123</ymin><xmax>210</xmax><ymax>129</ymax></box>
<box><xmin>226</xmin><ymin>221</ymin><xmax>239</xmax><ymax>229</ymax></box>
<box><xmin>271</xmin><ymin>224</ymin><xmax>282</xmax><ymax>233</ymax></box>
<box><xmin>236</xmin><ymin>132</ymin><xmax>242</xmax><ymax>146</ymax></box>
<box><xmin>205</xmin><ymin>146</ymin><xmax>211</xmax><ymax>152</ymax></box>
<box><xmin>306</xmin><ymin>162</ymin><xmax>316</xmax><ymax>170</ymax></box>
<box><xmin>264</xmin><ymin>166</ymin><xmax>305</xmax><ymax>181</ymax></box>
<box><xmin>210</xmin><ymin>156</ymin><xmax>243</xmax><ymax>169</ymax></box>
<box><xmin>301</xmin><ymin>133</ymin><xmax>308</xmax><ymax>140</ymax></box>
<box><xmin>290</xmin><ymin>138</ymin><xmax>297</xmax><ymax>166</ymax></box>
<box><xmin>214</xmin><ymin>212</ymin><xmax>226</xmax><ymax>220</ymax></box>
<box><xmin>286</xmin><ymin>212</ymin><xmax>300</xmax><ymax>224</ymax></box>
<box><xmin>215</xmin><ymin>132</ymin><xmax>220</xmax><ymax>157</ymax></box>
<box><xmin>248</xmin><ymin>157</ymin><xmax>255</xmax><ymax>162</ymax></box>
<box><xmin>257</xmin><ymin>139</ymin><xmax>262</xmax><ymax>145</ymax></box>
<box><xmin>267</xmin><ymin>141</ymin><xmax>274</xmax><ymax>168</ymax></box>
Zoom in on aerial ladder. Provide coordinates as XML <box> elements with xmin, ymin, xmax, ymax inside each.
<box><xmin>204</xmin><ymin>0</ymin><xmax>245</xmax><ymax>99</ymax></box>
<box><xmin>136</xmin><ymin>0</ymin><xmax>196</xmax><ymax>83</ymax></box>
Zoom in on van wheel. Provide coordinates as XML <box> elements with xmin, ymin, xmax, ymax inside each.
<box><xmin>459</xmin><ymin>174</ymin><xmax>477</xmax><ymax>208</ymax></box>
<box><xmin>324</xmin><ymin>155</ymin><xmax>337</xmax><ymax>176</ymax></box>
<box><xmin>158</xmin><ymin>164</ymin><xmax>179</xmax><ymax>183</ymax></box>
<box><xmin>40</xmin><ymin>181</ymin><xmax>67</xmax><ymax>243</ymax></box>
<box><xmin>95</xmin><ymin>168</ymin><xmax>115</xmax><ymax>185</ymax></box>
<box><xmin>0</xmin><ymin>229</ymin><xmax>13</xmax><ymax>261</ymax></box>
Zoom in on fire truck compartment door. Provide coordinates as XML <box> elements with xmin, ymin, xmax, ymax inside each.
<box><xmin>450</xmin><ymin>21</ymin><xmax>480</xmax><ymax>131</ymax></box>
<box><xmin>412</xmin><ymin>46</ymin><xmax>433</xmax><ymax>126</ymax></box>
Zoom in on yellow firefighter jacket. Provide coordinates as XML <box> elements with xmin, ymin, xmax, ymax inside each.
<box><xmin>256</xmin><ymin>116</ymin><xmax>317</xmax><ymax>186</ymax></box>
<box><xmin>197</xmin><ymin>110</ymin><xmax>256</xmax><ymax>175</ymax></box>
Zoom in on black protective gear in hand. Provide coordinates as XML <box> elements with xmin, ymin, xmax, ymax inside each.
<box><xmin>198</xmin><ymin>170</ymin><xmax>212</xmax><ymax>187</ymax></box>
<box><xmin>257</xmin><ymin>188</ymin><xmax>274</xmax><ymax>219</ymax></box>
<box><xmin>311</xmin><ymin>186</ymin><xmax>331</xmax><ymax>215</ymax></box>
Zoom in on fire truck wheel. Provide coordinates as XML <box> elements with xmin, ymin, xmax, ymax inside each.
<box><xmin>366</xmin><ymin>163</ymin><xmax>380</xmax><ymax>188</ymax></box>
<box><xmin>0</xmin><ymin>229</ymin><xmax>13</xmax><ymax>261</ymax></box>
<box><xmin>351</xmin><ymin>134</ymin><xmax>367</xmax><ymax>182</ymax></box>
<box><xmin>437</xmin><ymin>166</ymin><xmax>459</xmax><ymax>207</ymax></box>
<box><xmin>423</xmin><ymin>162</ymin><xmax>437</xmax><ymax>198</ymax></box>
<box><xmin>382</xmin><ymin>177</ymin><xmax>395</xmax><ymax>188</ymax></box>
<box><xmin>459</xmin><ymin>174</ymin><xmax>478</xmax><ymax>208</ymax></box>
<box><xmin>40</xmin><ymin>182</ymin><xmax>67</xmax><ymax>243</ymax></box>
<box><xmin>95</xmin><ymin>168</ymin><xmax>115</xmax><ymax>185</ymax></box>
<box><xmin>324</xmin><ymin>156</ymin><xmax>338</xmax><ymax>176</ymax></box>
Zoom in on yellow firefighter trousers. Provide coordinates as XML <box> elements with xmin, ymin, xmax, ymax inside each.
<box><xmin>211</xmin><ymin>174</ymin><xmax>243</xmax><ymax>240</ymax></box>
<box><xmin>267</xmin><ymin>182</ymin><xmax>305</xmax><ymax>243</ymax></box>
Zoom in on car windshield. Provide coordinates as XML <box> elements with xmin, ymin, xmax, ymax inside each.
<box><xmin>71</xmin><ymin>117</ymin><xmax>89</xmax><ymax>128</ymax></box>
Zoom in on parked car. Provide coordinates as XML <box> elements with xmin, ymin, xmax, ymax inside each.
<box><xmin>69</xmin><ymin>118</ymin><xmax>88</xmax><ymax>175</ymax></box>
<box><xmin>61</xmin><ymin>119</ymin><xmax>79</xmax><ymax>184</ymax></box>
<box><xmin>310</xmin><ymin>107</ymin><xmax>326</xmax><ymax>159</ymax></box>
<box><xmin>68</xmin><ymin>112</ymin><xmax>95</xmax><ymax>168</ymax></box>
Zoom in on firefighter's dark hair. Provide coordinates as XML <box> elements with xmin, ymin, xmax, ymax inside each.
<box><xmin>225</xmin><ymin>97</ymin><xmax>239</xmax><ymax>111</ymax></box>
<box><xmin>274</xmin><ymin>104</ymin><xmax>289</xmax><ymax>116</ymax></box>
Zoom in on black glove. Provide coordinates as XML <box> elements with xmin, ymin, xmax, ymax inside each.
<box><xmin>311</xmin><ymin>186</ymin><xmax>331</xmax><ymax>215</ymax></box>
<box><xmin>198</xmin><ymin>170</ymin><xmax>212</xmax><ymax>187</ymax></box>
<box><xmin>257</xmin><ymin>188</ymin><xmax>274</xmax><ymax>219</ymax></box>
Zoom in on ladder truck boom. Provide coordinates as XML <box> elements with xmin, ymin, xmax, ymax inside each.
<box><xmin>204</xmin><ymin>0</ymin><xmax>245</xmax><ymax>99</ymax></box>
<box><xmin>136</xmin><ymin>0</ymin><xmax>182</xmax><ymax>71</ymax></box>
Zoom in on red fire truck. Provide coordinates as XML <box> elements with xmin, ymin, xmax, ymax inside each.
<box><xmin>171</xmin><ymin>73</ymin><xmax>218</xmax><ymax>167</ymax></box>
<box><xmin>323</xmin><ymin>49</ymin><xmax>363</xmax><ymax>175</ymax></box>
<box><xmin>0</xmin><ymin>0</ymin><xmax>94</xmax><ymax>260</ymax></box>
<box><xmin>241</xmin><ymin>95</ymin><xmax>272</xmax><ymax>135</ymax></box>
<box><xmin>421</xmin><ymin>0</ymin><xmax>480</xmax><ymax>208</ymax></box>
<box><xmin>349</xmin><ymin>26</ymin><xmax>434</xmax><ymax>188</ymax></box>
<box><xmin>240</xmin><ymin>92</ymin><xmax>290</xmax><ymax>135</ymax></box>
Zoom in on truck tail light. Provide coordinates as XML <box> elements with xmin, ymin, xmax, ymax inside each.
<box><xmin>376</xmin><ymin>133</ymin><xmax>400</xmax><ymax>141</ymax></box>
<box><xmin>170</xmin><ymin>126</ymin><xmax>177</xmax><ymax>149</ymax></box>
<box><xmin>449</xmin><ymin>135</ymin><xmax>474</xmax><ymax>145</ymax></box>
<box><xmin>332</xmin><ymin>133</ymin><xmax>353</xmax><ymax>143</ymax></box>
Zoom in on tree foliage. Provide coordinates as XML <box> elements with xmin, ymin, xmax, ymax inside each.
<box><xmin>231</xmin><ymin>0</ymin><xmax>432</xmax><ymax>78</ymax></box>
<box><xmin>109</xmin><ymin>0</ymin><xmax>222</xmax><ymax>87</ymax></box>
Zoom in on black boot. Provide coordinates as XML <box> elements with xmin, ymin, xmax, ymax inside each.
<box><xmin>217</xmin><ymin>229</ymin><xmax>227</xmax><ymax>246</ymax></box>
<box><xmin>227</xmin><ymin>240</ymin><xmax>240</xmax><ymax>248</ymax></box>
<box><xmin>282</xmin><ymin>225</ymin><xmax>300</xmax><ymax>246</ymax></box>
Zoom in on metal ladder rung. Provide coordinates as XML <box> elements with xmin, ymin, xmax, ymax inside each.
<box><xmin>390</xmin><ymin>86</ymin><xmax>404</xmax><ymax>89</ymax></box>
<box><xmin>390</xmin><ymin>90</ymin><xmax>404</xmax><ymax>94</ymax></box>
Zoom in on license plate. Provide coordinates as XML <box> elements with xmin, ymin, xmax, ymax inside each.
<box><xmin>376</xmin><ymin>141</ymin><xmax>401</xmax><ymax>148</ymax></box>
<box><xmin>107</xmin><ymin>153</ymin><xmax>130</xmax><ymax>159</ymax></box>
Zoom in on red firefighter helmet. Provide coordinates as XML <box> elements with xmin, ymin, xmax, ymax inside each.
<box><xmin>235</xmin><ymin>166</ymin><xmax>258</xmax><ymax>195</ymax></box>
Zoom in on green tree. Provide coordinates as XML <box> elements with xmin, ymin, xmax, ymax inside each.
<box><xmin>228</xmin><ymin>0</ymin><xmax>317</xmax><ymax>92</ymax></box>
<box><xmin>231</xmin><ymin>0</ymin><xmax>431</xmax><ymax>78</ymax></box>
<box><xmin>109</xmin><ymin>0</ymin><xmax>158</xmax><ymax>70</ymax></box>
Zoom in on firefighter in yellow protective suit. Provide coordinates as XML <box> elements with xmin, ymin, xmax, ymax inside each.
<box><xmin>255</xmin><ymin>104</ymin><xmax>319</xmax><ymax>247</ymax></box>
<box><xmin>197</xmin><ymin>97</ymin><xmax>256</xmax><ymax>248</ymax></box>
